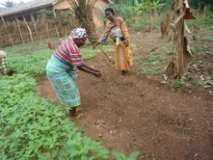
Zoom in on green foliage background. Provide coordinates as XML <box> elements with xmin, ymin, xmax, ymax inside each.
<box><xmin>112</xmin><ymin>0</ymin><xmax>213</xmax><ymax>10</ymax></box>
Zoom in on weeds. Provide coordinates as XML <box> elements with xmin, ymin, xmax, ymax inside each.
<box><xmin>134</xmin><ymin>49</ymin><xmax>173</xmax><ymax>76</ymax></box>
<box><xmin>172</xmin><ymin>79</ymin><xmax>185</xmax><ymax>89</ymax></box>
<box><xmin>112</xmin><ymin>151</ymin><xmax>140</xmax><ymax>160</ymax></box>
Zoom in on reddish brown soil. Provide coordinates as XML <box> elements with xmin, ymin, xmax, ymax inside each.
<box><xmin>37</xmin><ymin>53</ymin><xmax>213</xmax><ymax>160</ymax></box>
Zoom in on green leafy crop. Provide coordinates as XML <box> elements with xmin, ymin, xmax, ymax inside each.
<box><xmin>0</xmin><ymin>75</ymin><xmax>109</xmax><ymax>160</ymax></box>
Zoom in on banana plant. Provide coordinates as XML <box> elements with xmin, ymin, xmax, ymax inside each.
<box><xmin>136</xmin><ymin>0</ymin><xmax>165</xmax><ymax>13</ymax></box>
<box><xmin>57</xmin><ymin>0</ymin><xmax>98</xmax><ymax>44</ymax></box>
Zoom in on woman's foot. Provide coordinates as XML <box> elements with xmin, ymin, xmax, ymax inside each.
<box><xmin>69</xmin><ymin>107</ymin><xmax>82</xmax><ymax>117</ymax></box>
<box><xmin>121</xmin><ymin>70</ymin><xmax>128</xmax><ymax>75</ymax></box>
<box><xmin>69</xmin><ymin>108</ymin><xmax>77</xmax><ymax>117</ymax></box>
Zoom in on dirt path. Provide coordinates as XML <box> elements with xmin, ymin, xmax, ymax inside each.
<box><xmin>38</xmin><ymin>53</ymin><xmax>213</xmax><ymax>160</ymax></box>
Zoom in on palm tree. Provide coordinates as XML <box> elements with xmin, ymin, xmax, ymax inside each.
<box><xmin>73</xmin><ymin>0</ymin><xmax>97</xmax><ymax>45</ymax></box>
<box><xmin>58</xmin><ymin>0</ymin><xmax>98</xmax><ymax>45</ymax></box>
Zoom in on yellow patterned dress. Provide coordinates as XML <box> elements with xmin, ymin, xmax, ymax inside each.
<box><xmin>104</xmin><ymin>17</ymin><xmax>133</xmax><ymax>71</ymax></box>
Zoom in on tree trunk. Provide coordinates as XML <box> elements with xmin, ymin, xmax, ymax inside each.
<box><xmin>166</xmin><ymin>0</ymin><xmax>194</xmax><ymax>79</ymax></box>
<box><xmin>176</xmin><ymin>17</ymin><xmax>185</xmax><ymax>78</ymax></box>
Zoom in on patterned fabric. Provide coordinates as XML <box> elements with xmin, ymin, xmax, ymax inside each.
<box><xmin>71</xmin><ymin>27</ymin><xmax>87</xmax><ymax>39</ymax></box>
<box><xmin>46</xmin><ymin>55</ymin><xmax>80</xmax><ymax>108</ymax></box>
<box><xmin>55</xmin><ymin>37</ymin><xmax>83</xmax><ymax>66</ymax></box>
<box><xmin>111</xmin><ymin>26</ymin><xmax>123</xmax><ymax>39</ymax></box>
<box><xmin>0</xmin><ymin>51</ymin><xmax>7</xmax><ymax>75</ymax></box>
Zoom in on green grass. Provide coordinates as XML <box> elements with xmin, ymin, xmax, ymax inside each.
<box><xmin>4</xmin><ymin>40</ymin><xmax>50</xmax><ymax>55</ymax></box>
<box><xmin>187</xmin><ymin>11</ymin><xmax>213</xmax><ymax>29</ymax></box>
<box><xmin>171</xmin><ymin>79</ymin><xmax>185</xmax><ymax>89</ymax></box>
<box><xmin>134</xmin><ymin>48</ymin><xmax>174</xmax><ymax>76</ymax></box>
<box><xmin>81</xmin><ymin>45</ymin><xmax>112</xmax><ymax>60</ymax></box>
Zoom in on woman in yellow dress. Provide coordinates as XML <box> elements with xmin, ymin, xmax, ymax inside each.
<box><xmin>100</xmin><ymin>8</ymin><xmax>133</xmax><ymax>75</ymax></box>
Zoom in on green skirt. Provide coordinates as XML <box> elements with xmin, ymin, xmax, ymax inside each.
<box><xmin>46</xmin><ymin>55</ymin><xmax>80</xmax><ymax>109</ymax></box>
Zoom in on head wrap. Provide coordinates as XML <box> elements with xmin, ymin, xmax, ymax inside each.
<box><xmin>71</xmin><ymin>27</ymin><xmax>87</xmax><ymax>39</ymax></box>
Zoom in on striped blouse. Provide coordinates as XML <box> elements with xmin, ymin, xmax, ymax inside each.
<box><xmin>54</xmin><ymin>37</ymin><xmax>83</xmax><ymax>66</ymax></box>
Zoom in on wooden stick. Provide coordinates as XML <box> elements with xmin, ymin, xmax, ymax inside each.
<box><xmin>184</xmin><ymin>0</ymin><xmax>190</xmax><ymax>9</ymax></box>
<box><xmin>1</xmin><ymin>16</ymin><xmax>6</xmax><ymax>28</ymax></box>
<box><xmin>95</xmin><ymin>45</ymin><xmax>113</xmax><ymax>65</ymax></box>
<box><xmin>30</xmin><ymin>14</ymin><xmax>38</xmax><ymax>35</ymax></box>
<box><xmin>23</xmin><ymin>16</ymin><xmax>34</xmax><ymax>42</ymax></box>
<box><xmin>173</xmin><ymin>12</ymin><xmax>185</xmax><ymax>27</ymax></box>
<box><xmin>15</xmin><ymin>18</ymin><xmax>24</xmax><ymax>44</ymax></box>
<box><xmin>184</xmin><ymin>23</ymin><xmax>191</xmax><ymax>34</ymax></box>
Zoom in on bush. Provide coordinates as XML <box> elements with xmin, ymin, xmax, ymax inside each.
<box><xmin>110</xmin><ymin>0</ymin><xmax>166</xmax><ymax>31</ymax></box>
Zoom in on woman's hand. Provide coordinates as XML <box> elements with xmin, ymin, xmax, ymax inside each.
<box><xmin>77</xmin><ymin>63</ymin><xmax>102</xmax><ymax>78</ymax></box>
<box><xmin>100</xmin><ymin>36</ymin><xmax>108</xmax><ymax>44</ymax></box>
<box><xmin>93</xmin><ymin>71</ymin><xmax>102</xmax><ymax>78</ymax></box>
<box><xmin>123</xmin><ymin>39</ymin><xmax>129</xmax><ymax>47</ymax></box>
